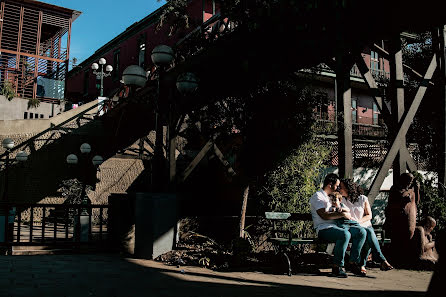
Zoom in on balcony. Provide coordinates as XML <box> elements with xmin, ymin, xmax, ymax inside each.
<box><xmin>314</xmin><ymin>119</ymin><xmax>387</xmax><ymax>139</ymax></box>
<box><xmin>303</xmin><ymin>64</ymin><xmax>390</xmax><ymax>81</ymax></box>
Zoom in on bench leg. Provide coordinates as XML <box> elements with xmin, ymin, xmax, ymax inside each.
<box><xmin>283</xmin><ymin>251</ymin><xmax>292</xmax><ymax>276</ymax></box>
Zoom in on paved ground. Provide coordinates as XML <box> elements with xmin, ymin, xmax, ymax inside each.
<box><xmin>0</xmin><ymin>253</ymin><xmax>433</xmax><ymax>297</ymax></box>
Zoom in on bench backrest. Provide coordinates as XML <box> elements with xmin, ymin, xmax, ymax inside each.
<box><xmin>265</xmin><ymin>212</ymin><xmax>312</xmax><ymax>221</ymax></box>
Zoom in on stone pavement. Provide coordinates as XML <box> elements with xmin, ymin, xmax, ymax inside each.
<box><xmin>0</xmin><ymin>253</ymin><xmax>433</xmax><ymax>297</ymax></box>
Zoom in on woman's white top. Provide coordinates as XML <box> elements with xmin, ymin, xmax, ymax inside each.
<box><xmin>341</xmin><ymin>194</ymin><xmax>372</xmax><ymax>228</ymax></box>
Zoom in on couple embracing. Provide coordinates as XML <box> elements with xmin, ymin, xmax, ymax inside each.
<box><xmin>310</xmin><ymin>173</ymin><xmax>393</xmax><ymax>277</ymax></box>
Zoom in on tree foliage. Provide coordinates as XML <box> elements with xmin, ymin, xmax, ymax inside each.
<box><xmin>1</xmin><ymin>80</ymin><xmax>16</xmax><ymax>101</ymax></box>
<box><xmin>413</xmin><ymin>172</ymin><xmax>446</xmax><ymax>232</ymax></box>
<box><xmin>58</xmin><ymin>179</ymin><xmax>92</xmax><ymax>205</ymax></box>
<box><xmin>157</xmin><ymin>0</ymin><xmax>190</xmax><ymax>35</ymax></box>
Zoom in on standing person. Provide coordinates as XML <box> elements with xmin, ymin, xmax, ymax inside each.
<box><xmin>384</xmin><ymin>172</ymin><xmax>420</xmax><ymax>265</ymax></box>
<box><xmin>339</xmin><ymin>179</ymin><xmax>393</xmax><ymax>276</ymax></box>
<box><xmin>310</xmin><ymin>173</ymin><xmax>367</xmax><ymax>278</ymax></box>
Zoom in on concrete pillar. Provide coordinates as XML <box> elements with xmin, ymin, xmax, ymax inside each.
<box><xmin>79</xmin><ymin>214</ymin><xmax>90</xmax><ymax>242</ymax></box>
<box><xmin>134</xmin><ymin>192</ymin><xmax>178</xmax><ymax>259</ymax></box>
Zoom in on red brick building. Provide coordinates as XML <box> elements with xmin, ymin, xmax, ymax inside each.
<box><xmin>66</xmin><ymin>0</ymin><xmax>217</xmax><ymax>101</ymax></box>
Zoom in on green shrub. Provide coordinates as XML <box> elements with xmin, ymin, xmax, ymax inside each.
<box><xmin>1</xmin><ymin>80</ymin><xmax>16</xmax><ymax>101</ymax></box>
<box><xmin>27</xmin><ymin>97</ymin><xmax>40</xmax><ymax>109</ymax></box>
<box><xmin>258</xmin><ymin>135</ymin><xmax>331</xmax><ymax>237</ymax></box>
<box><xmin>414</xmin><ymin>172</ymin><xmax>446</xmax><ymax>232</ymax></box>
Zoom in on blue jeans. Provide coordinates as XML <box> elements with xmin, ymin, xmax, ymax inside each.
<box><xmin>318</xmin><ymin>225</ymin><xmax>366</xmax><ymax>267</ymax></box>
<box><xmin>360</xmin><ymin>226</ymin><xmax>387</xmax><ymax>267</ymax></box>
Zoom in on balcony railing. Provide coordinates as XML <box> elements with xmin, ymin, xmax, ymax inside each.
<box><xmin>314</xmin><ymin>119</ymin><xmax>386</xmax><ymax>138</ymax></box>
<box><xmin>303</xmin><ymin>63</ymin><xmax>390</xmax><ymax>81</ymax></box>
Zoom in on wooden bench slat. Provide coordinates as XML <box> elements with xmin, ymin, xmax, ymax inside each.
<box><xmin>265</xmin><ymin>212</ymin><xmax>291</xmax><ymax>220</ymax></box>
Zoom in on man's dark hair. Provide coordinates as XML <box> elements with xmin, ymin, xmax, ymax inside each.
<box><xmin>323</xmin><ymin>173</ymin><xmax>339</xmax><ymax>188</ymax></box>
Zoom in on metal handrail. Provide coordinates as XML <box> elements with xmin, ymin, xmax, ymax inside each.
<box><xmin>0</xmin><ymin>98</ymin><xmax>111</xmax><ymax>160</ymax></box>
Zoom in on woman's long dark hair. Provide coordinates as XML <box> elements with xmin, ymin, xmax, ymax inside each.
<box><xmin>341</xmin><ymin>178</ymin><xmax>364</xmax><ymax>203</ymax></box>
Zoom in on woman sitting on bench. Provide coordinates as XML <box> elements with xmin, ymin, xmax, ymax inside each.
<box><xmin>339</xmin><ymin>178</ymin><xmax>394</xmax><ymax>275</ymax></box>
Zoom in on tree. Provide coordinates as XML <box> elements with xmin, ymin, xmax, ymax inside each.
<box><xmin>182</xmin><ymin>76</ymin><xmax>330</xmax><ymax>238</ymax></box>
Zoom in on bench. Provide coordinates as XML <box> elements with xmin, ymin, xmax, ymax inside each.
<box><xmin>265</xmin><ymin>212</ymin><xmax>320</xmax><ymax>276</ymax></box>
<box><xmin>265</xmin><ymin>212</ymin><xmax>390</xmax><ymax>276</ymax></box>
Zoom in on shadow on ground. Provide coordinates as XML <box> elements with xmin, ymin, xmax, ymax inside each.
<box><xmin>0</xmin><ymin>253</ymin><xmax>430</xmax><ymax>297</ymax></box>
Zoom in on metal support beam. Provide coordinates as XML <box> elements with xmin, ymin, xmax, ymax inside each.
<box><xmin>389</xmin><ymin>35</ymin><xmax>407</xmax><ymax>184</ymax></box>
<box><xmin>434</xmin><ymin>25</ymin><xmax>446</xmax><ymax>186</ymax></box>
<box><xmin>33</xmin><ymin>11</ymin><xmax>43</xmax><ymax>99</ymax></box>
<box><xmin>356</xmin><ymin>50</ymin><xmax>419</xmax><ymax>174</ymax></box>
<box><xmin>179</xmin><ymin>140</ymin><xmax>213</xmax><ymax>183</ymax></box>
<box><xmin>0</xmin><ymin>1</ymin><xmax>5</xmax><ymax>49</ymax></box>
<box><xmin>355</xmin><ymin>54</ymin><xmax>391</xmax><ymax>121</ymax></box>
<box><xmin>368</xmin><ymin>55</ymin><xmax>437</xmax><ymax>204</ymax></box>
<box><xmin>336</xmin><ymin>50</ymin><xmax>353</xmax><ymax>178</ymax></box>
<box><xmin>168</xmin><ymin>108</ymin><xmax>177</xmax><ymax>188</ymax></box>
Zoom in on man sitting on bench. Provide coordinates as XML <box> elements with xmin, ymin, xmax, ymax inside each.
<box><xmin>310</xmin><ymin>173</ymin><xmax>367</xmax><ymax>278</ymax></box>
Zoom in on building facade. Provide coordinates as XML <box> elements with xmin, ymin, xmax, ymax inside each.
<box><xmin>0</xmin><ymin>0</ymin><xmax>80</xmax><ymax>102</ymax></box>
<box><xmin>66</xmin><ymin>0</ymin><xmax>216</xmax><ymax>102</ymax></box>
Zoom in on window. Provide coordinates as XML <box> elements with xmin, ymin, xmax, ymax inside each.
<box><xmin>40</xmin><ymin>114</ymin><xmax>44</xmax><ymax>119</ymax></box>
<box><xmin>352</xmin><ymin>98</ymin><xmax>357</xmax><ymax>124</ymax></box>
<box><xmin>24</xmin><ymin>112</ymin><xmax>28</xmax><ymax>119</ymax></box>
<box><xmin>373</xmin><ymin>102</ymin><xmax>379</xmax><ymax>125</ymax></box>
<box><xmin>113</xmin><ymin>50</ymin><xmax>120</xmax><ymax>81</ymax></box>
<box><xmin>370</xmin><ymin>51</ymin><xmax>380</xmax><ymax>71</ymax></box>
<box><xmin>137</xmin><ymin>34</ymin><xmax>146</xmax><ymax>68</ymax></box>
<box><xmin>83</xmin><ymin>71</ymin><xmax>89</xmax><ymax>96</ymax></box>
<box><xmin>30</xmin><ymin>113</ymin><xmax>34</xmax><ymax>119</ymax></box>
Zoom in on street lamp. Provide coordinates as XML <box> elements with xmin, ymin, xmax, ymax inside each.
<box><xmin>1</xmin><ymin>139</ymin><xmax>27</xmax><ymax>251</ymax></box>
<box><xmin>176</xmin><ymin>72</ymin><xmax>199</xmax><ymax>95</ymax></box>
<box><xmin>167</xmin><ymin>73</ymin><xmax>199</xmax><ymax>187</ymax></box>
<box><xmin>91</xmin><ymin>58</ymin><xmax>113</xmax><ymax>97</ymax></box>
<box><xmin>66</xmin><ymin>143</ymin><xmax>103</xmax><ymax>210</ymax></box>
<box><xmin>66</xmin><ymin>143</ymin><xmax>102</xmax><ymax>242</ymax></box>
<box><xmin>151</xmin><ymin>45</ymin><xmax>174</xmax><ymax>191</ymax></box>
<box><xmin>2</xmin><ymin>138</ymin><xmax>28</xmax><ymax>201</ymax></box>
<box><xmin>122</xmin><ymin>65</ymin><xmax>148</xmax><ymax>88</ymax></box>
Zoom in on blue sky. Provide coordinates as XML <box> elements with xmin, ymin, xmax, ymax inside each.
<box><xmin>41</xmin><ymin>0</ymin><xmax>166</xmax><ymax>66</ymax></box>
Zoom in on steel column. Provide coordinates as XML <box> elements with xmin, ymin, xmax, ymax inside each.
<box><xmin>153</xmin><ymin>68</ymin><xmax>168</xmax><ymax>191</ymax></box>
<box><xmin>168</xmin><ymin>118</ymin><xmax>177</xmax><ymax>188</ymax></box>
<box><xmin>15</xmin><ymin>5</ymin><xmax>24</xmax><ymax>93</ymax></box>
<box><xmin>389</xmin><ymin>34</ymin><xmax>407</xmax><ymax>184</ymax></box>
<box><xmin>66</xmin><ymin>18</ymin><xmax>72</xmax><ymax>61</ymax></box>
<box><xmin>0</xmin><ymin>1</ymin><xmax>5</xmax><ymax>49</ymax></box>
<box><xmin>33</xmin><ymin>11</ymin><xmax>43</xmax><ymax>99</ymax></box>
<box><xmin>336</xmin><ymin>50</ymin><xmax>353</xmax><ymax>178</ymax></box>
<box><xmin>434</xmin><ymin>25</ymin><xmax>446</xmax><ymax>187</ymax></box>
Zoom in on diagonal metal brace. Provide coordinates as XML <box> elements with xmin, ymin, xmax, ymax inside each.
<box><xmin>368</xmin><ymin>55</ymin><xmax>437</xmax><ymax>204</ymax></box>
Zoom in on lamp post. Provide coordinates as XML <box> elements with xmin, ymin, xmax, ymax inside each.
<box><xmin>66</xmin><ymin>143</ymin><xmax>103</xmax><ymax>213</ymax></box>
<box><xmin>1</xmin><ymin>139</ymin><xmax>28</xmax><ymax>250</ymax></box>
<box><xmin>66</xmin><ymin>143</ymin><xmax>103</xmax><ymax>242</ymax></box>
<box><xmin>151</xmin><ymin>45</ymin><xmax>174</xmax><ymax>191</ymax></box>
<box><xmin>91</xmin><ymin>58</ymin><xmax>113</xmax><ymax>97</ymax></box>
<box><xmin>170</xmin><ymin>73</ymin><xmax>199</xmax><ymax>186</ymax></box>
<box><xmin>2</xmin><ymin>139</ymin><xmax>28</xmax><ymax>201</ymax></box>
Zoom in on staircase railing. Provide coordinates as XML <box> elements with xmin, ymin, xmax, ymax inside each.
<box><xmin>0</xmin><ymin>98</ymin><xmax>114</xmax><ymax>167</ymax></box>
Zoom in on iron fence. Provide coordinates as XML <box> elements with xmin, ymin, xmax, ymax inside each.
<box><xmin>0</xmin><ymin>203</ymin><xmax>108</xmax><ymax>249</ymax></box>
